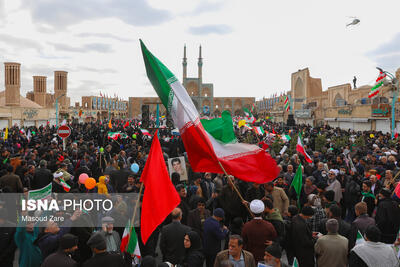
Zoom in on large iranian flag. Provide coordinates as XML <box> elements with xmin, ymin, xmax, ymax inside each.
<box><xmin>140</xmin><ymin>40</ymin><xmax>279</xmax><ymax>183</ymax></box>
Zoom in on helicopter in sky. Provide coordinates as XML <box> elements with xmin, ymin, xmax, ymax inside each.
<box><xmin>346</xmin><ymin>17</ymin><xmax>360</xmax><ymax>27</ymax></box>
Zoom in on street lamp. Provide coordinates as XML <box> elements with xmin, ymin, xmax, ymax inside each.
<box><xmin>378</xmin><ymin>67</ymin><xmax>399</xmax><ymax>138</ymax></box>
<box><xmin>55</xmin><ymin>93</ymin><xmax>66</xmax><ymax>128</ymax></box>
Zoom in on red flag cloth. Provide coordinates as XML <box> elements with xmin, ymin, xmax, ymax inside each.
<box><xmin>272</xmin><ymin>128</ymin><xmax>276</xmax><ymax>134</ymax></box>
<box><xmin>140</xmin><ymin>132</ymin><xmax>180</xmax><ymax>244</ymax></box>
<box><xmin>123</xmin><ymin>121</ymin><xmax>130</xmax><ymax>128</ymax></box>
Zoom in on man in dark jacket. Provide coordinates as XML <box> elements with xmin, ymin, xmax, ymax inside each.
<box><xmin>200</xmin><ymin>172</ymin><xmax>215</xmax><ymax>201</ymax></box>
<box><xmin>349</xmin><ymin>202</ymin><xmax>375</xmax><ymax>249</ymax></box>
<box><xmin>0</xmin><ymin>208</ymin><xmax>16</xmax><ymax>267</ymax></box>
<box><xmin>31</xmin><ymin>160</ymin><xmax>53</xmax><ymax>190</ymax></box>
<box><xmin>203</xmin><ymin>208</ymin><xmax>229</xmax><ymax>267</ymax></box>
<box><xmin>343</xmin><ymin>175</ymin><xmax>361</xmax><ymax>222</ymax></box>
<box><xmin>110</xmin><ymin>161</ymin><xmax>130</xmax><ymax>193</ymax></box>
<box><xmin>35</xmin><ymin>210</ymin><xmax>81</xmax><ymax>260</ymax></box>
<box><xmin>0</xmin><ymin>165</ymin><xmax>23</xmax><ymax>193</ymax></box>
<box><xmin>41</xmin><ymin>234</ymin><xmax>78</xmax><ymax>267</ymax></box>
<box><xmin>176</xmin><ymin>184</ymin><xmax>190</xmax><ymax>225</ymax></box>
<box><xmin>219</xmin><ymin>178</ymin><xmax>245</xmax><ymax>225</ymax></box>
<box><xmin>245</xmin><ymin>183</ymin><xmax>265</xmax><ymax>202</ymax></box>
<box><xmin>83</xmin><ymin>232</ymin><xmax>125</xmax><ymax>267</ymax></box>
<box><xmin>291</xmin><ymin>206</ymin><xmax>315</xmax><ymax>267</ymax></box>
<box><xmin>160</xmin><ymin>208</ymin><xmax>191</xmax><ymax>265</ymax></box>
<box><xmin>187</xmin><ymin>198</ymin><xmax>211</xmax><ymax>240</ymax></box>
<box><xmin>375</xmin><ymin>188</ymin><xmax>400</xmax><ymax>244</ymax></box>
<box><xmin>319</xmin><ymin>204</ymin><xmax>351</xmax><ymax>239</ymax></box>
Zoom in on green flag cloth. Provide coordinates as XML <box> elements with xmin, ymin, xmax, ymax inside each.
<box><xmin>292</xmin><ymin>257</ymin><xmax>299</xmax><ymax>267</ymax></box>
<box><xmin>291</xmin><ymin>164</ymin><xmax>303</xmax><ymax>201</ymax></box>
<box><xmin>200</xmin><ymin>111</ymin><xmax>237</xmax><ymax>144</ymax></box>
<box><xmin>356</xmin><ymin>230</ymin><xmax>365</xmax><ymax>245</ymax></box>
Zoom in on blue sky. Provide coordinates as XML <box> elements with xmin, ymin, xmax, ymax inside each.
<box><xmin>0</xmin><ymin>0</ymin><xmax>399</xmax><ymax>104</ymax></box>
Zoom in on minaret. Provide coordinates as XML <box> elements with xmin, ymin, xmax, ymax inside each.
<box><xmin>182</xmin><ymin>44</ymin><xmax>187</xmax><ymax>82</ymax></box>
<box><xmin>4</xmin><ymin>62</ymin><xmax>21</xmax><ymax>106</ymax></box>
<box><xmin>54</xmin><ymin>71</ymin><xmax>68</xmax><ymax>108</ymax></box>
<box><xmin>198</xmin><ymin>45</ymin><xmax>203</xmax><ymax>81</ymax></box>
<box><xmin>198</xmin><ymin>45</ymin><xmax>203</xmax><ymax>98</ymax></box>
<box><xmin>33</xmin><ymin>76</ymin><xmax>47</xmax><ymax>107</ymax></box>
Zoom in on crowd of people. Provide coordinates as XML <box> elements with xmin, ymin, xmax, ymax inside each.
<box><xmin>0</xmin><ymin>119</ymin><xmax>400</xmax><ymax>267</ymax></box>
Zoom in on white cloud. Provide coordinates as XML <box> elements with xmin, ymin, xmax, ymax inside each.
<box><xmin>75</xmin><ymin>32</ymin><xmax>133</xmax><ymax>42</ymax></box>
<box><xmin>50</xmin><ymin>42</ymin><xmax>114</xmax><ymax>53</ymax></box>
<box><xmin>24</xmin><ymin>0</ymin><xmax>171</xmax><ymax>28</ymax></box>
<box><xmin>188</xmin><ymin>24</ymin><xmax>233</xmax><ymax>35</ymax></box>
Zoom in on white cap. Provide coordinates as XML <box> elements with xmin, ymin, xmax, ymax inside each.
<box><xmin>54</xmin><ymin>172</ymin><xmax>63</xmax><ymax>178</ymax></box>
<box><xmin>250</xmin><ymin>199</ymin><xmax>265</xmax><ymax>214</ymax></box>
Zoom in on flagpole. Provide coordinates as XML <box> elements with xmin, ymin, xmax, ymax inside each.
<box><xmin>217</xmin><ymin>161</ymin><xmax>254</xmax><ymax>217</ymax></box>
<box><xmin>125</xmin><ymin>182</ymin><xmax>144</xmax><ymax>257</ymax></box>
<box><xmin>130</xmin><ymin>183</ymin><xmax>144</xmax><ymax>226</ymax></box>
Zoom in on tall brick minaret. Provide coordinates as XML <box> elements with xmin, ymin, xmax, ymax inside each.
<box><xmin>4</xmin><ymin>62</ymin><xmax>21</xmax><ymax>106</ymax></box>
<box><xmin>54</xmin><ymin>71</ymin><xmax>68</xmax><ymax>107</ymax></box>
<box><xmin>33</xmin><ymin>76</ymin><xmax>47</xmax><ymax>107</ymax></box>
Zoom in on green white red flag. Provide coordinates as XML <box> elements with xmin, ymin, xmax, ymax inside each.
<box><xmin>108</xmin><ymin>132</ymin><xmax>120</xmax><ymax>140</ymax></box>
<box><xmin>356</xmin><ymin>230</ymin><xmax>365</xmax><ymax>245</ymax></box>
<box><xmin>120</xmin><ymin>221</ymin><xmax>141</xmax><ymax>260</ymax></box>
<box><xmin>296</xmin><ymin>133</ymin><xmax>312</xmax><ymax>163</ymax></box>
<box><xmin>59</xmin><ymin>178</ymin><xmax>70</xmax><ymax>192</ymax></box>
<box><xmin>250</xmin><ymin>103</ymin><xmax>256</xmax><ymax>113</ymax></box>
<box><xmin>252</xmin><ymin>126</ymin><xmax>265</xmax><ymax>135</ymax></box>
<box><xmin>292</xmin><ymin>258</ymin><xmax>299</xmax><ymax>267</ymax></box>
<box><xmin>140</xmin><ymin>129</ymin><xmax>152</xmax><ymax>137</ymax></box>
<box><xmin>368</xmin><ymin>71</ymin><xmax>386</xmax><ymax>98</ymax></box>
<box><xmin>140</xmin><ymin>40</ymin><xmax>279</xmax><ymax>184</ymax></box>
<box><xmin>243</xmin><ymin>108</ymin><xmax>256</xmax><ymax>124</ymax></box>
<box><xmin>281</xmin><ymin>134</ymin><xmax>291</xmax><ymax>142</ymax></box>
<box><xmin>107</xmin><ymin>131</ymin><xmax>128</xmax><ymax>140</ymax></box>
<box><xmin>201</xmin><ymin>111</ymin><xmax>237</xmax><ymax>144</ymax></box>
<box><xmin>284</xmin><ymin>96</ymin><xmax>290</xmax><ymax>112</ymax></box>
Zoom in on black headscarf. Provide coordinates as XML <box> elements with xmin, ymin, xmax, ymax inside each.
<box><xmin>186</xmin><ymin>231</ymin><xmax>202</xmax><ymax>251</ymax></box>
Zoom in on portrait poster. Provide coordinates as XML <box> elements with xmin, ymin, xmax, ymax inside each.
<box><xmin>168</xmin><ymin>156</ymin><xmax>188</xmax><ymax>181</ymax></box>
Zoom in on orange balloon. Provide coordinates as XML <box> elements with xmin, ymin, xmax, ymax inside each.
<box><xmin>85</xmin><ymin>178</ymin><xmax>96</xmax><ymax>190</ymax></box>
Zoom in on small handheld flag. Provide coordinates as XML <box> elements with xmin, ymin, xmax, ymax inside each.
<box><xmin>355</xmin><ymin>230</ymin><xmax>365</xmax><ymax>245</ymax></box>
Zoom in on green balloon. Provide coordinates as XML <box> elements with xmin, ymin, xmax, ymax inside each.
<box><xmin>132</xmin><ymin>134</ymin><xmax>137</xmax><ymax>139</ymax></box>
<box><xmin>100</xmin><ymin>147</ymin><xmax>104</xmax><ymax>153</ymax></box>
<box><xmin>32</xmin><ymin>131</ymin><xmax>35</xmax><ymax>135</ymax></box>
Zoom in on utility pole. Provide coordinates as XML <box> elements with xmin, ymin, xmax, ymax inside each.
<box><xmin>379</xmin><ymin>68</ymin><xmax>399</xmax><ymax>138</ymax></box>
